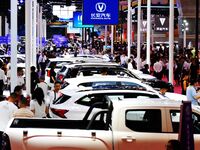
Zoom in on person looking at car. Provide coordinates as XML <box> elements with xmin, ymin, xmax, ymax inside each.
<box><xmin>13</xmin><ymin>96</ymin><xmax>34</xmax><ymax>118</ymax></box>
<box><xmin>186</xmin><ymin>79</ymin><xmax>200</xmax><ymax>105</ymax></box>
<box><xmin>50</xmin><ymin>64</ymin><xmax>56</xmax><ymax>84</ymax></box>
<box><xmin>17</xmin><ymin>67</ymin><xmax>25</xmax><ymax>89</ymax></box>
<box><xmin>36</xmin><ymin>76</ymin><xmax>49</xmax><ymax>101</ymax></box>
<box><xmin>48</xmin><ymin>81</ymin><xmax>61</xmax><ymax>106</ymax></box>
<box><xmin>0</xmin><ymin>92</ymin><xmax>18</xmax><ymax>132</ymax></box>
<box><xmin>140</xmin><ymin>64</ymin><xmax>150</xmax><ymax>74</ymax></box>
<box><xmin>14</xmin><ymin>85</ymin><xmax>23</xmax><ymax>107</ymax></box>
<box><xmin>153</xmin><ymin>59</ymin><xmax>163</xmax><ymax>80</ymax></box>
<box><xmin>38</xmin><ymin>51</ymin><xmax>47</xmax><ymax>76</ymax></box>
<box><xmin>31</xmin><ymin>66</ymin><xmax>39</xmax><ymax>94</ymax></box>
<box><xmin>30</xmin><ymin>87</ymin><xmax>48</xmax><ymax>118</ymax></box>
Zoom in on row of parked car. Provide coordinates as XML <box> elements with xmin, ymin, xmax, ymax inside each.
<box><xmin>2</xmin><ymin>55</ymin><xmax>193</xmax><ymax>150</ymax></box>
<box><xmin>43</xmin><ymin>55</ymin><xmax>187</xmax><ymax>119</ymax></box>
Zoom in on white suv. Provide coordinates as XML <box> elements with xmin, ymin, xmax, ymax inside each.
<box><xmin>49</xmin><ymin>89</ymin><xmax>164</xmax><ymax>119</ymax></box>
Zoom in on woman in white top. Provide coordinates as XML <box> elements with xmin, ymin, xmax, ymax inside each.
<box><xmin>30</xmin><ymin>87</ymin><xmax>48</xmax><ymax>118</ymax></box>
<box><xmin>127</xmin><ymin>58</ymin><xmax>133</xmax><ymax>70</ymax></box>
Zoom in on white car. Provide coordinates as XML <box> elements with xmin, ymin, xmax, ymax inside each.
<box><xmin>49</xmin><ymin>89</ymin><xmax>165</xmax><ymax>119</ymax></box>
<box><xmin>45</xmin><ymin>57</ymin><xmax>85</xmax><ymax>86</ymax></box>
<box><xmin>62</xmin><ymin>76</ymin><xmax>186</xmax><ymax>101</ymax></box>
<box><xmin>4</xmin><ymin>99</ymin><xmax>200</xmax><ymax>150</ymax></box>
<box><xmin>63</xmin><ymin>75</ymin><xmax>157</xmax><ymax>91</ymax></box>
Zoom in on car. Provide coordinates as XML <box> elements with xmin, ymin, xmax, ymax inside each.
<box><xmin>45</xmin><ymin>57</ymin><xmax>84</xmax><ymax>85</ymax></box>
<box><xmin>45</xmin><ymin>58</ymin><xmax>107</xmax><ymax>86</ymax></box>
<box><xmin>56</xmin><ymin>62</ymin><xmax>174</xmax><ymax>92</ymax></box>
<box><xmin>62</xmin><ymin>75</ymin><xmax>159</xmax><ymax>93</ymax></box>
<box><xmin>4</xmin><ymin>99</ymin><xmax>200</xmax><ymax>150</ymax></box>
<box><xmin>61</xmin><ymin>75</ymin><xmax>186</xmax><ymax>101</ymax></box>
<box><xmin>48</xmin><ymin>89</ymin><xmax>164</xmax><ymax>119</ymax></box>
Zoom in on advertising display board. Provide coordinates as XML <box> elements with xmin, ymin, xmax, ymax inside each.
<box><xmin>83</xmin><ymin>0</ymin><xmax>119</xmax><ymax>25</ymax></box>
<box><xmin>73</xmin><ymin>11</ymin><xmax>94</xmax><ymax>28</ymax></box>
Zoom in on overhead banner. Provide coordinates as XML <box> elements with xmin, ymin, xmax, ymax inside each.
<box><xmin>154</xmin><ymin>16</ymin><xmax>169</xmax><ymax>32</ymax></box>
<box><xmin>73</xmin><ymin>11</ymin><xmax>94</xmax><ymax>28</ymax></box>
<box><xmin>83</xmin><ymin>0</ymin><xmax>119</xmax><ymax>25</ymax></box>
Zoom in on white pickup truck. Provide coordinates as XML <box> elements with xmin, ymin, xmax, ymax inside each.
<box><xmin>2</xmin><ymin>99</ymin><xmax>200</xmax><ymax>150</ymax></box>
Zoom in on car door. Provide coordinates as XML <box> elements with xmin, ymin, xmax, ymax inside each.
<box><xmin>115</xmin><ymin>108</ymin><xmax>170</xmax><ymax>150</ymax></box>
<box><xmin>166</xmin><ymin>109</ymin><xmax>200</xmax><ymax>149</ymax></box>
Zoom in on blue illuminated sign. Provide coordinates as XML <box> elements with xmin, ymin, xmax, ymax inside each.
<box><xmin>73</xmin><ymin>12</ymin><xmax>94</xmax><ymax>28</ymax></box>
<box><xmin>83</xmin><ymin>0</ymin><xmax>119</xmax><ymax>25</ymax></box>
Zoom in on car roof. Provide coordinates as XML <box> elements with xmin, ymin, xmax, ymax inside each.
<box><xmin>62</xmin><ymin>62</ymin><xmax>119</xmax><ymax>67</ymax></box>
<box><xmin>60</xmin><ymin>89</ymin><xmax>161</xmax><ymax>96</ymax></box>
<box><xmin>48</xmin><ymin>57</ymin><xmax>85</xmax><ymax>63</ymax></box>
<box><xmin>67</xmin><ymin>75</ymin><xmax>139</xmax><ymax>83</ymax></box>
<box><xmin>65</xmin><ymin>75</ymin><xmax>145</xmax><ymax>85</ymax></box>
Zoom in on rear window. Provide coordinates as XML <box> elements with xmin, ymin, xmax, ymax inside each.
<box><xmin>48</xmin><ymin>62</ymin><xmax>71</xmax><ymax>69</ymax></box>
<box><xmin>121</xmin><ymin>82</ymin><xmax>146</xmax><ymax>90</ymax></box>
<box><xmin>59</xmin><ymin>66</ymin><xmax>67</xmax><ymax>73</ymax></box>
<box><xmin>53</xmin><ymin>94</ymin><xmax>71</xmax><ymax>104</ymax></box>
<box><xmin>47</xmin><ymin>62</ymin><xmax>57</xmax><ymax>68</ymax></box>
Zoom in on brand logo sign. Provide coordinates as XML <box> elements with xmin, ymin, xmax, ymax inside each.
<box><xmin>159</xmin><ymin>18</ymin><xmax>166</xmax><ymax>26</ymax></box>
<box><xmin>141</xmin><ymin>20</ymin><xmax>147</xmax><ymax>32</ymax></box>
<box><xmin>95</xmin><ymin>2</ymin><xmax>106</xmax><ymax>12</ymax></box>
<box><xmin>155</xmin><ymin>16</ymin><xmax>169</xmax><ymax>32</ymax></box>
<box><xmin>83</xmin><ymin>0</ymin><xmax>119</xmax><ymax>25</ymax></box>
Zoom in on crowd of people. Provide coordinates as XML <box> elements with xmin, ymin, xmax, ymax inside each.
<box><xmin>0</xmin><ymin>40</ymin><xmax>199</xmax><ymax>118</ymax></box>
<box><xmin>0</xmin><ymin>39</ymin><xmax>199</xmax><ymax>150</ymax></box>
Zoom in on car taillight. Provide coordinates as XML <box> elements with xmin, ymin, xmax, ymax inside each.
<box><xmin>58</xmin><ymin>75</ymin><xmax>64</xmax><ymax>82</ymax></box>
<box><xmin>1</xmin><ymin>133</ymin><xmax>11</xmax><ymax>150</ymax></box>
<box><xmin>51</xmin><ymin>108</ymin><xmax>68</xmax><ymax>118</ymax></box>
<box><xmin>47</xmin><ymin>70</ymin><xmax>50</xmax><ymax>77</ymax></box>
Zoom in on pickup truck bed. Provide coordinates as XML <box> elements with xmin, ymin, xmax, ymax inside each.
<box><xmin>10</xmin><ymin>118</ymin><xmax>107</xmax><ymax>130</ymax></box>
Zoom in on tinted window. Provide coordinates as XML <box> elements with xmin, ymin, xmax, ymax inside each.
<box><xmin>59</xmin><ymin>66</ymin><xmax>67</xmax><ymax>73</ymax></box>
<box><xmin>170</xmin><ymin>110</ymin><xmax>200</xmax><ymax>134</ymax></box>
<box><xmin>76</xmin><ymin>94</ymin><xmax>105</xmax><ymax>108</ymax></box>
<box><xmin>78</xmin><ymin>82</ymin><xmax>93</xmax><ymax>87</ymax></box>
<box><xmin>121</xmin><ymin>82</ymin><xmax>146</xmax><ymax>90</ymax></box>
<box><xmin>126</xmin><ymin>109</ymin><xmax>162</xmax><ymax>132</ymax></box>
<box><xmin>53</xmin><ymin>94</ymin><xmax>71</xmax><ymax>104</ymax></box>
<box><xmin>47</xmin><ymin>62</ymin><xmax>56</xmax><ymax>68</ymax></box>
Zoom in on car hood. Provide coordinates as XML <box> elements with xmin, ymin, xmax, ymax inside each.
<box><xmin>164</xmin><ymin>92</ymin><xmax>187</xmax><ymax>101</ymax></box>
<box><xmin>139</xmin><ymin>74</ymin><xmax>157</xmax><ymax>80</ymax></box>
<box><xmin>129</xmin><ymin>69</ymin><xmax>156</xmax><ymax>80</ymax></box>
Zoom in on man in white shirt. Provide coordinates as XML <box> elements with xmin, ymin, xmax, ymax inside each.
<box><xmin>120</xmin><ymin>53</ymin><xmax>128</xmax><ymax>68</ymax></box>
<box><xmin>17</xmin><ymin>67</ymin><xmax>25</xmax><ymax>89</ymax></box>
<box><xmin>47</xmin><ymin>82</ymin><xmax>61</xmax><ymax>106</ymax></box>
<box><xmin>0</xmin><ymin>63</ymin><xmax>5</xmax><ymax>95</ymax></box>
<box><xmin>153</xmin><ymin>60</ymin><xmax>163</xmax><ymax>80</ymax></box>
<box><xmin>0</xmin><ymin>93</ymin><xmax>18</xmax><ymax>132</ymax></box>
<box><xmin>38</xmin><ymin>51</ymin><xmax>47</xmax><ymax>76</ymax></box>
